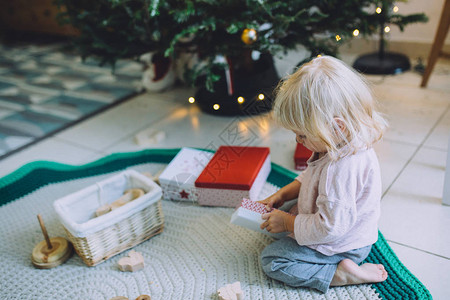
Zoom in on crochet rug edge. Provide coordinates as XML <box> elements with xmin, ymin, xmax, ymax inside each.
<box><xmin>0</xmin><ymin>148</ymin><xmax>432</xmax><ymax>300</ymax></box>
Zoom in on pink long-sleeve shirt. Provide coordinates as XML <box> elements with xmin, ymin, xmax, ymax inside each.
<box><xmin>289</xmin><ymin>147</ymin><xmax>381</xmax><ymax>256</ymax></box>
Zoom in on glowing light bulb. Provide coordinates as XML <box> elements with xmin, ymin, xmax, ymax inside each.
<box><xmin>335</xmin><ymin>35</ymin><xmax>341</xmax><ymax>42</ymax></box>
<box><xmin>353</xmin><ymin>29</ymin><xmax>360</xmax><ymax>37</ymax></box>
<box><xmin>188</xmin><ymin>97</ymin><xmax>195</xmax><ymax>104</ymax></box>
<box><xmin>384</xmin><ymin>26</ymin><xmax>390</xmax><ymax>33</ymax></box>
<box><xmin>237</xmin><ymin>96</ymin><xmax>245</xmax><ymax>104</ymax></box>
<box><xmin>393</xmin><ymin>6</ymin><xmax>399</xmax><ymax>13</ymax></box>
<box><xmin>376</xmin><ymin>7</ymin><xmax>382</xmax><ymax>14</ymax></box>
<box><xmin>213</xmin><ymin>104</ymin><xmax>220</xmax><ymax>110</ymax></box>
<box><xmin>258</xmin><ymin>94</ymin><xmax>265</xmax><ymax>100</ymax></box>
<box><xmin>317</xmin><ymin>54</ymin><xmax>322</xmax><ymax>57</ymax></box>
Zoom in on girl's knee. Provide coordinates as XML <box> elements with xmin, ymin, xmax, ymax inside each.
<box><xmin>261</xmin><ymin>247</ymin><xmax>283</xmax><ymax>277</ymax></box>
<box><xmin>261</xmin><ymin>256</ymin><xmax>284</xmax><ymax>280</ymax></box>
<box><xmin>261</xmin><ymin>258</ymin><xmax>274</xmax><ymax>276</ymax></box>
<box><xmin>260</xmin><ymin>257</ymin><xmax>304</xmax><ymax>287</ymax></box>
<box><xmin>260</xmin><ymin>253</ymin><xmax>290</xmax><ymax>277</ymax></box>
<box><xmin>260</xmin><ymin>238</ymin><xmax>297</xmax><ymax>275</ymax></box>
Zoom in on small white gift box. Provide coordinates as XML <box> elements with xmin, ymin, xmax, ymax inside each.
<box><xmin>53</xmin><ymin>169</ymin><xmax>164</xmax><ymax>266</ymax></box>
<box><xmin>158</xmin><ymin>147</ymin><xmax>214</xmax><ymax>202</ymax></box>
<box><xmin>230</xmin><ymin>198</ymin><xmax>287</xmax><ymax>239</ymax></box>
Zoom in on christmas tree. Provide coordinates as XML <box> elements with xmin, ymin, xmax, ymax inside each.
<box><xmin>56</xmin><ymin>0</ymin><xmax>427</xmax><ymax>115</ymax></box>
<box><xmin>55</xmin><ymin>0</ymin><xmax>178</xmax><ymax>66</ymax></box>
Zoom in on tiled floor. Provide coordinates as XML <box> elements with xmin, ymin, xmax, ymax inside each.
<box><xmin>1</xmin><ymin>53</ymin><xmax>449</xmax><ymax>299</ymax></box>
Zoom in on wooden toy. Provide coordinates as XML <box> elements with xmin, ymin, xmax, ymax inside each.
<box><xmin>110</xmin><ymin>188</ymin><xmax>145</xmax><ymax>210</ymax></box>
<box><xmin>31</xmin><ymin>214</ymin><xmax>73</xmax><ymax>269</ymax></box>
<box><xmin>217</xmin><ymin>281</ymin><xmax>244</xmax><ymax>300</ymax></box>
<box><xmin>95</xmin><ymin>204</ymin><xmax>111</xmax><ymax>216</ymax></box>
<box><xmin>96</xmin><ymin>188</ymin><xmax>145</xmax><ymax>217</ymax></box>
<box><xmin>118</xmin><ymin>250</ymin><xmax>145</xmax><ymax>272</ymax></box>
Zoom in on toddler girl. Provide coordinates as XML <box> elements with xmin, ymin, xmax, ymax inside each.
<box><xmin>259</xmin><ymin>56</ymin><xmax>388</xmax><ymax>293</ymax></box>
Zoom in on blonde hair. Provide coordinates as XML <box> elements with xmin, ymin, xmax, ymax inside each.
<box><xmin>273</xmin><ymin>56</ymin><xmax>387</xmax><ymax>160</ymax></box>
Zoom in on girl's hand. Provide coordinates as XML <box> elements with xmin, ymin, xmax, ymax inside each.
<box><xmin>260</xmin><ymin>210</ymin><xmax>295</xmax><ymax>233</ymax></box>
<box><xmin>258</xmin><ymin>180</ymin><xmax>301</xmax><ymax>211</ymax></box>
<box><xmin>258</xmin><ymin>193</ymin><xmax>285</xmax><ymax>211</ymax></box>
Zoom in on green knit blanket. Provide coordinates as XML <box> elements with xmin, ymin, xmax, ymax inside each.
<box><xmin>0</xmin><ymin>149</ymin><xmax>432</xmax><ymax>299</ymax></box>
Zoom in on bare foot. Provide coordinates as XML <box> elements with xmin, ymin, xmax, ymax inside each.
<box><xmin>330</xmin><ymin>259</ymin><xmax>388</xmax><ymax>287</ymax></box>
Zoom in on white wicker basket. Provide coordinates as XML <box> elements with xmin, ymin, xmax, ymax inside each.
<box><xmin>53</xmin><ymin>169</ymin><xmax>164</xmax><ymax>266</ymax></box>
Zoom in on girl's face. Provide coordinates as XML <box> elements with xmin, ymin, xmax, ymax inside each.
<box><xmin>293</xmin><ymin>130</ymin><xmax>328</xmax><ymax>154</ymax></box>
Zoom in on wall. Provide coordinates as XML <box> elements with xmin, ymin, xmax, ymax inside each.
<box><xmin>0</xmin><ymin>0</ymin><xmax>78</xmax><ymax>36</ymax></box>
<box><xmin>389</xmin><ymin>0</ymin><xmax>449</xmax><ymax>44</ymax></box>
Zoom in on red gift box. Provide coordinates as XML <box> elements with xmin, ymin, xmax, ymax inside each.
<box><xmin>294</xmin><ymin>143</ymin><xmax>312</xmax><ymax>171</ymax></box>
<box><xmin>195</xmin><ymin>146</ymin><xmax>271</xmax><ymax>207</ymax></box>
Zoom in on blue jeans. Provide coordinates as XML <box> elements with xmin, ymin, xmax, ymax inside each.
<box><xmin>261</xmin><ymin>237</ymin><xmax>372</xmax><ymax>293</ymax></box>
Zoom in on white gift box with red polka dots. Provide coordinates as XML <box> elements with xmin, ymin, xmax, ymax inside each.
<box><xmin>194</xmin><ymin>146</ymin><xmax>271</xmax><ymax>207</ymax></box>
<box><xmin>159</xmin><ymin>147</ymin><xmax>214</xmax><ymax>202</ymax></box>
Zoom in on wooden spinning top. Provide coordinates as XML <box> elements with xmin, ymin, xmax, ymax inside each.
<box><xmin>31</xmin><ymin>214</ymin><xmax>73</xmax><ymax>269</ymax></box>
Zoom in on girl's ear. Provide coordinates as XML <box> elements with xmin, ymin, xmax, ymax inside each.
<box><xmin>333</xmin><ymin>117</ymin><xmax>347</xmax><ymax>134</ymax></box>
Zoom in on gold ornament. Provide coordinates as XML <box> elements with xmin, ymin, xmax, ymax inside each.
<box><xmin>241</xmin><ymin>28</ymin><xmax>258</xmax><ymax>45</ymax></box>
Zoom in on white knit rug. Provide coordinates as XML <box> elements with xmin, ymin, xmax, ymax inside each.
<box><xmin>0</xmin><ymin>163</ymin><xmax>381</xmax><ymax>300</ymax></box>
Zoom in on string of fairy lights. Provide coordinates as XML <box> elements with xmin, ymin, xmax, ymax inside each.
<box><xmin>187</xmin><ymin>5</ymin><xmax>400</xmax><ymax>111</ymax></box>
<box><xmin>188</xmin><ymin>93</ymin><xmax>266</xmax><ymax>111</ymax></box>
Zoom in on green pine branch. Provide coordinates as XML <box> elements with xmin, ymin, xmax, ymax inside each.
<box><xmin>54</xmin><ymin>0</ymin><xmax>428</xmax><ymax>90</ymax></box>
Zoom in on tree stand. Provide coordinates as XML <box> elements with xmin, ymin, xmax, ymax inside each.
<box><xmin>353</xmin><ymin>52</ymin><xmax>411</xmax><ymax>75</ymax></box>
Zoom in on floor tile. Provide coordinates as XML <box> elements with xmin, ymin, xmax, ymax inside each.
<box><xmin>387</xmin><ymin>242</ymin><xmax>450</xmax><ymax>300</ymax></box>
<box><xmin>378</xmin><ymin>72</ymin><xmax>422</xmax><ymax>88</ymax></box>
<box><xmin>0</xmin><ymin>137</ymin><xmax>103</xmax><ymax>179</ymax></box>
<box><xmin>415</xmin><ymin>59</ymin><xmax>450</xmax><ymax>92</ymax></box>
<box><xmin>373</xmin><ymin>139</ymin><xmax>418</xmax><ymax>194</ymax></box>
<box><xmin>107</xmin><ymin>104</ymin><xmax>276</xmax><ymax>155</ymax></box>
<box><xmin>424</xmin><ymin>71</ymin><xmax>450</xmax><ymax>93</ymax></box>
<box><xmin>146</xmin><ymin>85</ymin><xmax>197</xmax><ymax>105</ymax></box>
<box><xmin>374</xmin><ymin>85</ymin><xmax>450</xmax><ymax>145</ymax></box>
<box><xmin>56</xmin><ymin>92</ymin><xmax>182</xmax><ymax>151</ymax></box>
<box><xmin>360</xmin><ymin>60</ymin><xmax>450</xmax><ymax>93</ymax></box>
<box><xmin>423</xmin><ymin>107</ymin><xmax>450</xmax><ymax>151</ymax></box>
<box><xmin>379</xmin><ymin>147</ymin><xmax>450</xmax><ymax>258</ymax></box>
<box><xmin>391</xmin><ymin>146</ymin><xmax>447</xmax><ymax>201</ymax></box>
